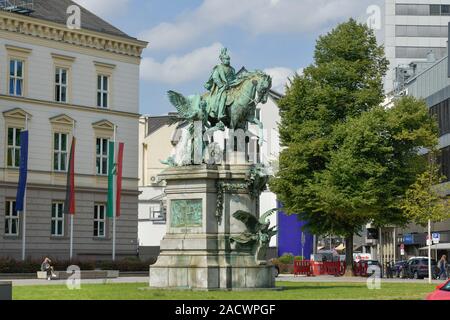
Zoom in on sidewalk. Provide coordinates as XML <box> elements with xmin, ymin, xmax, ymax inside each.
<box><xmin>7</xmin><ymin>276</ymin><xmax>149</xmax><ymax>287</ymax></box>
<box><xmin>277</xmin><ymin>274</ymin><xmax>445</xmax><ymax>284</ymax></box>
<box><xmin>7</xmin><ymin>274</ymin><xmax>446</xmax><ymax>286</ymax></box>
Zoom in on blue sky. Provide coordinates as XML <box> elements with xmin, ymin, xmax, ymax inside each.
<box><xmin>75</xmin><ymin>0</ymin><xmax>384</xmax><ymax>115</ymax></box>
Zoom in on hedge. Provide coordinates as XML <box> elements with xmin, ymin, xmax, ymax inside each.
<box><xmin>0</xmin><ymin>257</ymin><xmax>156</xmax><ymax>273</ymax></box>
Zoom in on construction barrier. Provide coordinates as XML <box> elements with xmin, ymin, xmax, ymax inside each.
<box><xmin>294</xmin><ymin>260</ymin><xmax>312</xmax><ymax>276</ymax></box>
<box><xmin>353</xmin><ymin>261</ymin><xmax>369</xmax><ymax>277</ymax></box>
<box><xmin>294</xmin><ymin>261</ymin><xmax>346</xmax><ymax>277</ymax></box>
<box><xmin>293</xmin><ymin>260</ymin><xmax>371</xmax><ymax>277</ymax></box>
<box><xmin>323</xmin><ymin>261</ymin><xmax>346</xmax><ymax>276</ymax></box>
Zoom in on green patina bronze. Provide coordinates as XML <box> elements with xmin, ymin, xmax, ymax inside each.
<box><xmin>170</xmin><ymin>199</ymin><xmax>203</xmax><ymax>228</ymax></box>
<box><xmin>230</xmin><ymin>209</ymin><xmax>278</xmax><ymax>265</ymax></box>
<box><xmin>164</xmin><ymin>47</ymin><xmax>272</xmax><ymax>166</ymax></box>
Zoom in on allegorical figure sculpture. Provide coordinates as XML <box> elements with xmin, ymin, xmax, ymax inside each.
<box><xmin>230</xmin><ymin>209</ymin><xmax>278</xmax><ymax>265</ymax></box>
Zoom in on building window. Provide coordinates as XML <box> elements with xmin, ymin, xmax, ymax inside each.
<box><xmin>94</xmin><ymin>204</ymin><xmax>106</xmax><ymax>238</ymax></box>
<box><xmin>4</xmin><ymin>200</ymin><xmax>19</xmax><ymax>236</ymax></box>
<box><xmin>395</xmin><ymin>46</ymin><xmax>447</xmax><ymax>59</ymax></box>
<box><xmin>55</xmin><ymin>68</ymin><xmax>68</xmax><ymax>103</ymax></box>
<box><xmin>442</xmin><ymin>5</ymin><xmax>450</xmax><ymax>15</ymax></box>
<box><xmin>395</xmin><ymin>4</ymin><xmax>430</xmax><ymax>16</ymax></box>
<box><xmin>430</xmin><ymin>4</ymin><xmax>441</xmax><ymax>15</ymax></box>
<box><xmin>430</xmin><ymin>99</ymin><xmax>450</xmax><ymax>136</ymax></box>
<box><xmin>7</xmin><ymin>127</ymin><xmax>21</xmax><ymax>168</ymax></box>
<box><xmin>9</xmin><ymin>59</ymin><xmax>24</xmax><ymax>96</ymax></box>
<box><xmin>97</xmin><ymin>75</ymin><xmax>109</xmax><ymax>108</ymax></box>
<box><xmin>396</xmin><ymin>25</ymin><xmax>448</xmax><ymax>38</ymax></box>
<box><xmin>96</xmin><ymin>138</ymin><xmax>109</xmax><ymax>175</ymax></box>
<box><xmin>51</xmin><ymin>202</ymin><xmax>64</xmax><ymax>237</ymax></box>
<box><xmin>53</xmin><ymin>133</ymin><xmax>68</xmax><ymax>172</ymax></box>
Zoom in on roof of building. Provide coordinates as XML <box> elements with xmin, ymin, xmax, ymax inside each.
<box><xmin>146</xmin><ymin>113</ymin><xmax>179</xmax><ymax>136</ymax></box>
<box><xmin>16</xmin><ymin>0</ymin><xmax>134</xmax><ymax>40</ymax></box>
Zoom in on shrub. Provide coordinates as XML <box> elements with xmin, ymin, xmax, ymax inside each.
<box><xmin>278</xmin><ymin>253</ymin><xmax>295</xmax><ymax>265</ymax></box>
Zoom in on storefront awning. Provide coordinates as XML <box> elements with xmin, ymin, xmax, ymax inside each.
<box><xmin>419</xmin><ymin>243</ymin><xmax>450</xmax><ymax>251</ymax></box>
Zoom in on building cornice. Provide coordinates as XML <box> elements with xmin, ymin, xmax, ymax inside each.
<box><xmin>0</xmin><ymin>11</ymin><xmax>148</xmax><ymax>59</ymax></box>
<box><xmin>0</xmin><ymin>94</ymin><xmax>141</xmax><ymax>119</ymax></box>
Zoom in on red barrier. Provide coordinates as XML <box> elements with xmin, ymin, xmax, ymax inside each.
<box><xmin>323</xmin><ymin>261</ymin><xmax>346</xmax><ymax>276</ymax></box>
<box><xmin>294</xmin><ymin>260</ymin><xmax>312</xmax><ymax>276</ymax></box>
<box><xmin>353</xmin><ymin>261</ymin><xmax>369</xmax><ymax>277</ymax></box>
<box><xmin>295</xmin><ymin>261</ymin><xmax>347</xmax><ymax>277</ymax></box>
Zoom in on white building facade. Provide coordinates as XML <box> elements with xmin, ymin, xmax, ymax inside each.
<box><xmin>385</xmin><ymin>0</ymin><xmax>450</xmax><ymax>93</ymax></box>
<box><xmin>0</xmin><ymin>1</ymin><xmax>147</xmax><ymax>260</ymax></box>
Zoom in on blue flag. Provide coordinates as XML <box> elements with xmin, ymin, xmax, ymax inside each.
<box><xmin>16</xmin><ymin>130</ymin><xmax>29</xmax><ymax>212</ymax></box>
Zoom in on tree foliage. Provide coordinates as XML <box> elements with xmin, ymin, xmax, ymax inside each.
<box><xmin>270</xmin><ymin>19</ymin><xmax>439</xmax><ymax>246</ymax></box>
<box><xmin>401</xmin><ymin>155</ymin><xmax>450</xmax><ymax>227</ymax></box>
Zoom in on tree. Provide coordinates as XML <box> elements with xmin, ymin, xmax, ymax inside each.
<box><xmin>402</xmin><ymin>154</ymin><xmax>450</xmax><ymax>227</ymax></box>
<box><xmin>270</xmin><ymin>18</ymin><xmax>438</xmax><ymax>273</ymax></box>
<box><xmin>313</xmin><ymin>98</ymin><xmax>438</xmax><ymax>268</ymax></box>
<box><xmin>401</xmin><ymin>153</ymin><xmax>450</xmax><ymax>283</ymax></box>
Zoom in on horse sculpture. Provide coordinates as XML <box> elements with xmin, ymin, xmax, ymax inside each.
<box><xmin>168</xmin><ymin>69</ymin><xmax>272</xmax><ymax>141</ymax></box>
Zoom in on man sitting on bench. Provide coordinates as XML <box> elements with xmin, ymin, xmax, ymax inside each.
<box><xmin>41</xmin><ymin>257</ymin><xmax>56</xmax><ymax>281</ymax></box>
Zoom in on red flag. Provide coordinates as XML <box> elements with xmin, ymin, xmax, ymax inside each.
<box><xmin>64</xmin><ymin>137</ymin><xmax>76</xmax><ymax>215</ymax></box>
<box><xmin>115</xmin><ymin>143</ymin><xmax>124</xmax><ymax>217</ymax></box>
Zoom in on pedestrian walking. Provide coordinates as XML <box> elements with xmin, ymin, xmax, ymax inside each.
<box><xmin>438</xmin><ymin>255</ymin><xmax>448</xmax><ymax>280</ymax></box>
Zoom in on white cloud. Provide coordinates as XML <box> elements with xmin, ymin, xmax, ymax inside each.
<box><xmin>140</xmin><ymin>42</ymin><xmax>223</xmax><ymax>85</ymax></box>
<box><xmin>264</xmin><ymin>67</ymin><xmax>303</xmax><ymax>93</ymax></box>
<box><xmin>74</xmin><ymin>0</ymin><xmax>131</xmax><ymax>18</ymax></box>
<box><xmin>140</xmin><ymin>0</ymin><xmax>377</xmax><ymax>51</ymax></box>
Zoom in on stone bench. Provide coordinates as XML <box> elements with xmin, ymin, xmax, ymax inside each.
<box><xmin>0</xmin><ymin>281</ymin><xmax>12</xmax><ymax>301</ymax></box>
<box><xmin>37</xmin><ymin>270</ymin><xmax>119</xmax><ymax>280</ymax></box>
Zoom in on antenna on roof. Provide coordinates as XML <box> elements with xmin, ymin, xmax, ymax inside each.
<box><xmin>0</xmin><ymin>0</ymin><xmax>34</xmax><ymax>15</ymax></box>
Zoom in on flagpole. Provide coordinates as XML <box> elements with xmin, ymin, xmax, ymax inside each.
<box><xmin>112</xmin><ymin>125</ymin><xmax>117</xmax><ymax>262</ymax></box>
<box><xmin>22</xmin><ymin>116</ymin><xmax>28</xmax><ymax>261</ymax></box>
<box><xmin>70</xmin><ymin>120</ymin><xmax>75</xmax><ymax>261</ymax></box>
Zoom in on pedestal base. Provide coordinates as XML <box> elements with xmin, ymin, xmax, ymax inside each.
<box><xmin>149</xmin><ymin>165</ymin><xmax>276</xmax><ymax>291</ymax></box>
<box><xmin>149</xmin><ymin>264</ymin><xmax>275</xmax><ymax>290</ymax></box>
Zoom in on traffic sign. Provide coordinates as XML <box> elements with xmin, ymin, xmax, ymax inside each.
<box><xmin>432</xmin><ymin>233</ymin><xmax>440</xmax><ymax>244</ymax></box>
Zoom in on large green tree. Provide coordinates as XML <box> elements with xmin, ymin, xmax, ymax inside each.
<box><xmin>270</xmin><ymin>19</ymin><xmax>438</xmax><ymax>271</ymax></box>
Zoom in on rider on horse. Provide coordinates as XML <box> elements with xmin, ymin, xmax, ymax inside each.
<box><xmin>204</xmin><ymin>48</ymin><xmax>237</xmax><ymax>123</ymax></box>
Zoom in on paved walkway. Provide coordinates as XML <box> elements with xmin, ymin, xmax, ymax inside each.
<box><xmin>277</xmin><ymin>274</ymin><xmax>446</xmax><ymax>284</ymax></box>
<box><xmin>3</xmin><ymin>274</ymin><xmax>446</xmax><ymax>286</ymax></box>
<box><xmin>5</xmin><ymin>277</ymin><xmax>149</xmax><ymax>286</ymax></box>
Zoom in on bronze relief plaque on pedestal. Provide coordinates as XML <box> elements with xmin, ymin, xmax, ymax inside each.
<box><xmin>170</xmin><ymin>199</ymin><xmax>203</xmax><ymax>228</ymax></box>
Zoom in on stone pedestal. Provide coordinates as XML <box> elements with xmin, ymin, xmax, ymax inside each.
<box><xmin>149</xmin><ymin>165</ymin><xmax>275</xmax><ymax>290</ymax></box>
<box><xmin>0</xmin><ymin>282</ymin><xmax>12</xmax><ymax>301</ymax></box>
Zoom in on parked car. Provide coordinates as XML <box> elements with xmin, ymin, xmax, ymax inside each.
<box><xmin>404</xmin><ymin>258</ymin><xmax>438</xmax><ymax>279</ymax></box>
<box><xmin>393</xmin><ymin>260</ymin><xmax>408</xmax><ymax>278</ymax></box>
<box><xmin>426</xmin><ymin>280</ymin><xmax>450</xmax><ymax>300</ymax></box>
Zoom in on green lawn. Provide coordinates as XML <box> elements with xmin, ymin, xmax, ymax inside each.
<box><xmin>13</xmin><ymin>282</ymin><xmax>437</xmax><ymax>300</ymax></box>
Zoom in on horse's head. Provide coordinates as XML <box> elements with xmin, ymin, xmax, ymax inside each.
<box><xmin>255</xmin><ymin>73</ymin><xmax>272</xmax><ymax>104</ymax></box>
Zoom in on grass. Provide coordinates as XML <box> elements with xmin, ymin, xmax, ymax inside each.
<box><xmin>12</xmin><ymin>281</ymin><xmax>438</xmax><ymax>300</ymax></box>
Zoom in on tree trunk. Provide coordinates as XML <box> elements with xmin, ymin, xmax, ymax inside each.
<box><xmin>344</xmin><ymin>235</ymin><xmax>354</xmax><ymax>277</ymax></box>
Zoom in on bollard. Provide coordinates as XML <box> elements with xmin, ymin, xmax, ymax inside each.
<box><xmin>0</xmin><ymin>281</ymin><xmax>12</xmax><ymax>301</ymax></box>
